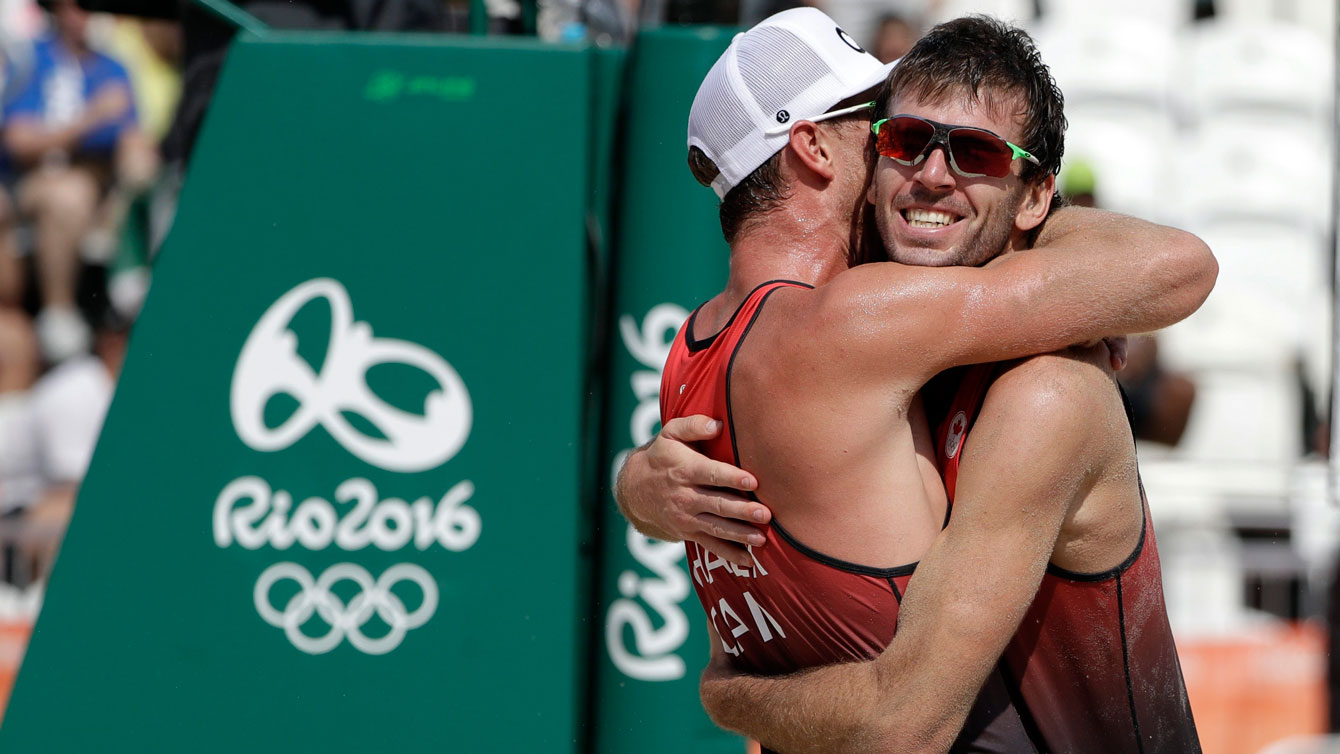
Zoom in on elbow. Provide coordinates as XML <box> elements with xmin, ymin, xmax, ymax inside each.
<box><xmin>1180</xmin><ymin>229</ymin><xmax>1219</xmax><ymax>305</ymax></box>
<box><xmin>698</xmin><ymin>672</ymin><xmax>739</xmax><ymax>733</ymax></box>
<box><xmin>859</xmin><ymin>721</ymin><xmax>954</xmax><ymax>754</ymax></box>
<box><xmin>1156</xmin><ymin>227</ymin><xmax>1218</xmax><ymax>326</ymax></box>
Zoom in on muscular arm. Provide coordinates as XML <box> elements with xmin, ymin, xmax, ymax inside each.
<box><xmin>615</xmin><ymin>210</ymin><xmax>1171</xmax><ymax>567</ymax></box>
<box><xmin>811</xmin><ymin>210</ymin><xmax>1215</xmax><ymax>384</ymax></box>
<box><xmin>700</xmin><ymin>349</ymin><xmax>1123</xmax><ymax>753</ymax></box>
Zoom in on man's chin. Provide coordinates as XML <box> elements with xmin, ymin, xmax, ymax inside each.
<box><xmin>887</xmin><ymin>244</ymin><xmax>964</xmax><ymax>268</ymax></box>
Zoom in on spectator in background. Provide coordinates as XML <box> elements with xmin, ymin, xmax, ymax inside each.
<box><xmin>1118</xmin><ymin>335</ymin><xmax>1196</xmax><ymax>446</ymax></box>
<box><xmin>872</xmin><ymin>11</ymin><xmax>917</xmax><ymax>63</ymax></box>
<box><xmin>99</xmin><ymin>16</ymin><xmax>181</xmax><ymax>318</ymax></box>
<box><xmin>1059</xmin><ymin>157</ymin><xmax>1096</xmax><ymax>207</ymax></box>
<box><xmin>0</xmin><ymin>307</ymin><xmax>44</xmax><ymax>585</ymax></box>
<box><xmin>31</xmin><ymin>307</ymin><xmax>122</xmax><ymax>497</ymax></box>
<box><xmin>0</xmin><ymin>308</ymin><xmax>40</xmax><ymax>518</ymax></box>
<box><xmin>103</xmin><ymin>17</ymin><xmax>181</xmax><ymax>146</ymax></box>
<box><xmin>2</xmin><ymin>0</ymin><xmax>157</xmax><ymax>364</ymax></box>
<box><xmin>0</xmin><ymin>43</ymin><xmax>27</xmax><ymax>308</ymax></box>
<box><xmin>21</xmin><ymin>308</ymin><xmax>126</xmax><ymax>581</ymax></box>
<box><xmin>0</xmin><ymin>187</ymin><xmax>20</xmax><ymax>309</ymax></box>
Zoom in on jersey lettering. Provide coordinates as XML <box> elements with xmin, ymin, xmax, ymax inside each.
<box><xmin>743</xmin><ymin>591</ymin><xmax>786</xmax><ymax>643</ymax></box>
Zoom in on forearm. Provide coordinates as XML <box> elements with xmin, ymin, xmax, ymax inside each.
<box><xmin>932</xmin><ymin>227</ymin><xmax>1215</xmax><ymax>368</ymax></box>
<box><xmin>819</xmin><ymin>215</ymin><xmax>1216</xmax><ymax>379</ymax></box>
<box><xmin>614</xmin><ymin>443</ymin><xmax>681</xmax><ymax>541</ymax></box>
<box><xmin>1031</xmin><ymin>207</ymin><xmax>1218</xmax><ymax>332</ymax></box>
<box><xmin>701</xmin><ymin>659</ymin><xmax>895</xmax><ymax>754</ymax></box>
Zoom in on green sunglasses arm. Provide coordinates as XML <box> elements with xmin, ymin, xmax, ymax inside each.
<box><xmin>1008</xmin><ymin>142</ymin><xmax>1041</xmax><ymax>165</ymax></box>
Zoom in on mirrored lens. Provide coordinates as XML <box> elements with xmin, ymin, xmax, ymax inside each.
<box><xmin>946</xmin><ymin>129</ymin><xmax>1015</xmax><ymax>177</ymax></box>
<box><xmin>879</xmin><ymin>116</ymin><xmax>935</xmax><ymax>163</ymax></box>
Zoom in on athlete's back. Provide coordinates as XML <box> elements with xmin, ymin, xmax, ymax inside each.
<box><xmin>723</xmin><ymin>284</ymin><xmax>949</xmax><ymax>568</ymax></box>
<box><xmin>660</xmin><ymin>281</ymin><xmax>938</xmax><ymax>670</ymax></box>
<box><xmin>667</xmin><ymin>277</ymin><xmax>943</xmax><ymax>597</ymax></box>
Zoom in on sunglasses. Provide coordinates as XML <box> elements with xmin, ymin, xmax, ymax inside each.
<box><xmin>871</xmin><ymin>114</ymin><xmax>1040</xmax><ymax>178</ymax></box>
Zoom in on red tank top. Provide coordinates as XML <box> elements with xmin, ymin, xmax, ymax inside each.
<box><xmin>661</xmin><ymin>282</ymin><xmax>1036</xmax><ymax>754</ymax></box>
<box><xmin>660</xmin><ymin>281</ymin><xmax>913</xmax><ymax>669</ymax></box>
<box><xmin>937</xmin><ymin>365</ymin><xmax>1201</xmax><ymax>754</ymax></box>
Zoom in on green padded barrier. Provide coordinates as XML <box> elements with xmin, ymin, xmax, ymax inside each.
<box><xmin>593</xmin><ymin>25</ymin><xmax>742</xmax><ymax>754</ymax></box>
<box><xmin>0</xmin><ymin>32</ymin><xmax>599</xmax><ymax>753</ymax></box>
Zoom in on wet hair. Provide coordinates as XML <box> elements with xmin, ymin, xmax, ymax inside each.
<box><xmin>873</xmin><ymin>15</ymin><xmax>1065</xmax><ymax>185</ymax></box>
<box><xmin>688</xmin><ymin>104</ymin><xmax>871</xmax><ymax>243</ymax></box>
<box><xmin>688</xmin><ymin>146</ymin><xmax>788</xmax><ymax>244</ymax></box>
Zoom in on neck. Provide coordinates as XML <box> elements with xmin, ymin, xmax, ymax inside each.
<box><xmin>723</xmin><ymin>204</ymin><xmax>851</xmax><ymax>299</ymax></box>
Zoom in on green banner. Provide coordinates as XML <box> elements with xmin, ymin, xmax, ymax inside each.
<box><xmin>1</xmin><ymin>33</ymin><xmax>597</xmax><ymax>753</ymax></box>
<box><xmin>593</xmin><ymin>26</ymin><xmax>742</xmax><ymax>754</ymax></box>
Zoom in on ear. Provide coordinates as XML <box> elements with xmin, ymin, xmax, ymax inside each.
<box><xmin>1014</xmin><ymin>173</ymin><xmax>1055</xmax><ymax>232</ymax></box>
<box><xmin>786</xmin><ymin>121</ymin><xmax>839</xmax><ymax>183</ymax></box>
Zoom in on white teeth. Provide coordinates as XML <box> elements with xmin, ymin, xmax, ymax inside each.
<box><xmin>905</xmin><ymin>208</ymin><xmax>956</xmax><ymax>228</ymax></box>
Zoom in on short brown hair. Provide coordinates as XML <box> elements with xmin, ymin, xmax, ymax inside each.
<box><xmin>688</xmin><ymin>146</ymin><xmax>789</xmax><ymax>244</ymax></box>
<box><xmin>875</xmin><ymin>15</ymin><xmax>1066</xmax><ymax>185</ymax></box>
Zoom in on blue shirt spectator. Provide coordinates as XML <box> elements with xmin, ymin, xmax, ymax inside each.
<box><xmin>4</xmin><ymin>33</ymin><xmax>137</xmax><ymax>158</ymax></box>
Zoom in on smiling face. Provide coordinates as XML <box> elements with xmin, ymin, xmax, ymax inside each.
<box><xmin>869</xmin><ymin>89</ymin><xmax>1045</xmax><ymax>268</ymax></box>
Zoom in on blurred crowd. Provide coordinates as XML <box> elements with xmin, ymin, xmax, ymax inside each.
<box><xmin>0</xmin><ymin>0</ymin><xmax>176</xmax><ymax>585</ymax></box>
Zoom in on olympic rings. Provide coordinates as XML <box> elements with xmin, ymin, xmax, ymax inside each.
<box><xmin>253</xmin><ymin>562</ymin><xmax>439</xmax><ymax>655</ymax></box>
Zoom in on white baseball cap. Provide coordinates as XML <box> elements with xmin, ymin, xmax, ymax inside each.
<box><xmin>687</xmin><ymin>7</ymin><xmax>896</xmax><ymax>200</ymax></box>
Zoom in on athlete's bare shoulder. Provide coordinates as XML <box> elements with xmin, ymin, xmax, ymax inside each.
<box><xmin>984</xmin><ymin>346</ymin><xmax>1131</xmax><ymax>466</ymax></box>
<box><xmin>976</xmin><ymin>346</ymin><xmax>1143</xmax><ymax>573</ymax></box>
<box><xmin>746</xmin><ymin>270</ymin><xmax>930</xmax><ymax>393</ymax></box>
<box><xmin>992</xmin><ymin>346</ymin><xmax>1120</xmax><ymax>410</ymax></box>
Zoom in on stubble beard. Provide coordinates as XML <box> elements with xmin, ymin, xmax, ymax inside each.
<box><xmin>882</xmin><ymin>188</ymin><xmax>1021</xmax><ymax>269</ymax></box>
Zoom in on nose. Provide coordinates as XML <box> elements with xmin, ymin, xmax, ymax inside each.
<box><xmin>915</xmin><ymin>146</ymin><xmax>955</xmax><ymax>192</ymax></box>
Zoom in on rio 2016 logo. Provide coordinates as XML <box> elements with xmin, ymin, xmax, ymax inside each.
<box><xmin>230</xmin><ymin>277</ymin><xmax>471</xmax><ymax>472</ymax></box>
<box><xmin>216</xmin><ymin>278</ymin><xmax>479</xmax><ymax>656</ymax></box>
<box><xmin>605</xmin><ymin>303</ymin><xmax>693</xmax><ymax>681</ymax></box>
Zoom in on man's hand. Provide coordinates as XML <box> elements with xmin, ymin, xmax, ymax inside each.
<box><xmin>615</xmin><ymin>415</ymin><xmax>769</xmax><ymax>568</ymax></box>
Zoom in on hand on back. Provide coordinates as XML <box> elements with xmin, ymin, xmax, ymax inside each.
<box><xmin>617</xmin><ymin>415</ymin><xmax>769</xmax><ymax>568</ymax></box>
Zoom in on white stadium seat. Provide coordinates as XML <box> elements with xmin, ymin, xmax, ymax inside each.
<box><xmin>1062</xmin><ymin>110</ymin><xmax>1176</xmax><ymax>222</ymax></box>
<box><xmin>1173</xmin><ymin>367</ymin><xmax>1304</xmax><ymax>464</ymax></box>
<box><xmin>1218</xmin><ymin>0</ymin><xmax>1338</xmax><ymax>40</ymax></box>
<box><xmin>1159</xmin><ymin>520</ymin><xmax>1250</xmax><ymax>635</ymax></box>
<box><xmin>1179</xmin><ymin>19</ymin><xmax>1333</xmax><ymax>127</ymax></box>
<box><xmin>1173</xmin><ymin>122</ymin><xmax>1331</xmax><ymax>236</ymax></box>
<box><xmin>1033</xmin><ymin>16</ymin><xmax>1178</xmax><ymax>112</ymax></box>
<box><xmin>1037</xmin><ymin>0</ymin><xmax>1194</xmax><ymax>31</ymax></box>
<box><xmin>1160</xmin><ymin>221</ymin><xmax>1326</xmax><ymax>371</ymax></box>
<box><xmin>925</xmin><ymin>0</ymin><xmax>1035</xmax><ymax>26</ymax></box>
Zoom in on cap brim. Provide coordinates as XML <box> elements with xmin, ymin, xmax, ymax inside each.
<box><xmin>845</xmin><ymin>59</ymin><xmax>898</xmax><ymax>105</ymax></box>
